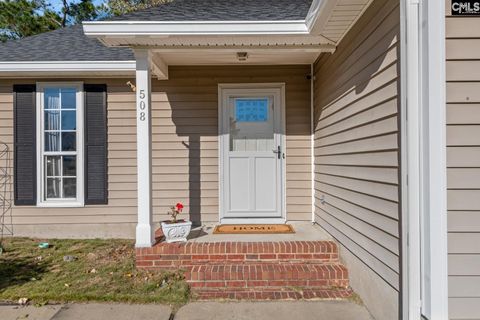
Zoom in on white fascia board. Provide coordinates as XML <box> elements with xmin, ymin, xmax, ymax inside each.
<box><xmin>305</xmin><ymin>0</ymin><xmax>338</xmax><ymax>34</ymax></box>
<box><xmin>83</xmin><ymin>20</ymin><xmax>309</xmax><ymax>36</ymax></box>
<box><xmin>0</xmin><ymin>61</ymin><xmax>136</xmax><ymax>72</ymax></box>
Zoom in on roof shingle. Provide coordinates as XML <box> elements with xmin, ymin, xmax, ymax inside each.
<box><xmin>0</xmin><ymin>25</ymin><xmax>134</xmax><ymax>62</ymax></box>
<box><xmin>111</xmin><ymin>0</ymin><xmax>313</xmax><ymax>21</ymax></box>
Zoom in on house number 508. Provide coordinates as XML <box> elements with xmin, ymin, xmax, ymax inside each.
<box><xmin>139</xmin><ymin>89</ymin><xmax>146</xmax><ymax>121</ymax></box>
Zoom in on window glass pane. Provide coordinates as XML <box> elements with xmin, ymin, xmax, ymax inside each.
<box><xmin>61</xmin><ymin>111</ymin><xmax>76</xmax><ymax>130</ymax></box>
<box><xmin>61</xmin><ymin>88</ymin><xmax>76</xmax><ymax>109</ymax></box>
<box><xmin>63</xmin><ymin>156</ymin><xmax>76</xmax><ymax>176</ymax></box>
<box><xmin>61</xmin><ymin>132</ymin><xmax>76</xmax><ymax>151</ymax></box>
<box><xmin>46</xmin><ymin>178</ymin><xmax>61</xmax><ymax>198</ymax></box>
<box><xmin>63</xmin><ymin>178</ymin><xmax>76</xmax><ymax>198</ymax></box>
<box><xmin>46</xmin><ymin>156</ymin><xmax>61</xmax><ymax>176</ymax></box>
<box><xmin>42</xmin><ymin>86</ymin><xmax>79</xmax><ymax>202</ymax></box>
<box><xmin>229</xmin><ymin>97</ymin><xmax>274</xmax><ymax>152</ymax></box>
<box><xmin>44</xmin><ymin>88</ymin><xmax>60</xmax><ymax>109</ymax></box>
<box><xmin>44</xmin><ymin>110</ymin><xmax>60</xmax><ymax>130</ymax></box>
<box><xmin>45</xmin><ymin>132</ymin><xmax>60</xmax><ymax>151</ymax></box>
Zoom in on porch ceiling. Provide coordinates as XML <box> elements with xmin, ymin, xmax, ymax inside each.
<box><xmin>103</xmin><ymin>34</ymin><xmax>336</xmax><ymax>68</ymax></box>
<box><xmin>155</xmin><ymin>50</ymin><xmax>323</xmax><ymax>66</ymax></box>
<box><xmin>100</xmin><ymin>34</ymin><xmax>335</xmax><ymax>47</ymax></box>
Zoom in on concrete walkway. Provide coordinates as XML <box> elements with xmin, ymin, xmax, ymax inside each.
<box><xmin>175</xmin><ymin>301</ymin><xmax>373</xmax><ymax>320</ymax></box>
<box><xmin>0</xmin><ymin>301</ymin><xmax>373</xmax><ymax>320</ymax></box>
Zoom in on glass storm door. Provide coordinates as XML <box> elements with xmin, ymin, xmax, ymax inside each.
<box><xmin>220</xmin><ymin>86</ymin><xmax>285</xmax><ymax>222</ymax></box>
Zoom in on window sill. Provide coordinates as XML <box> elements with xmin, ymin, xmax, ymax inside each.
<box><xmin>36</xmin><ymin>202</ymin><xmax>84</xmax><ymax>208</ymax></box>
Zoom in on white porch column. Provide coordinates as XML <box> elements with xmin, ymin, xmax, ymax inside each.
<box><xmin>135</xmin><ymin>49</ymin><xmax>154</xmax><ymax>247</ymax></box>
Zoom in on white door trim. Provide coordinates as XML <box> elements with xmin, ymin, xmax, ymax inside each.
<box><xmin>218</xmin><ymin>83</ymin><xmax>286</xmax><ymax>224</ymax></box>
<box><xmin>400</xmin><ymin>0</ymin><xmax>448</xmax><ymax>319</ymax></box>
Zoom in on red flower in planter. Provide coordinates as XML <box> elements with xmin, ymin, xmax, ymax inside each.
<box><xmin>176</xmin><ymin>203</ymin><xmax>184</xmax><ymax>212</ymax></box>
<box><xmin>168</xmin><ymin>202</ymin><xmax>184</xmax><ymax>223</ymax></box>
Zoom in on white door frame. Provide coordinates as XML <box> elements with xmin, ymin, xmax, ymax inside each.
<box><xmin>400</xmin><ymin>0</ymin><xmax>448</xmax><ymax>319</ymax></box>
<box><xmin>218</xmin><ymin>83</ymin><xmax>286</xmax><ymax>224</ymax></box>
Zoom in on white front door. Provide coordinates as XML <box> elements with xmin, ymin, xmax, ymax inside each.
<box><xmin>219</xmin><ymin>84</ymin><xmax>285</xmax><ymax>223</ymax></box>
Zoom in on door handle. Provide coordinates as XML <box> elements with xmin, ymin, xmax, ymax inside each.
<box><xmin>273</xmin><ymin>145</ymin><xmax>282</xmax><ymax>159</ymax></box>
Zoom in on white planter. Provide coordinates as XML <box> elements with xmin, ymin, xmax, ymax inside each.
<box><xmin>161</xmin><ymin>220</ymin><xmax>192</xmax><ymax>243</ymax></box>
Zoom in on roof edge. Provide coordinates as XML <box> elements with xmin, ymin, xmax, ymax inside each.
<box><xmin>83</xmin><ymin>20</ymin><xmax>310</xmax><ymax>36</ymax></box>
<box><xmin>0</xmin><ymin>60</ymin><xmax>136</xmax><ymax>72</ymax></box>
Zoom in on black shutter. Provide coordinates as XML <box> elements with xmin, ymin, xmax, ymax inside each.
<box><xmin>84</xmin><ymin>84</ymin><xmax>108</xmax><ymax>204</ymax></box>
<box><xmin>13</xmin><ymin>85</ymin><xmax>37</xmax><ymax>205</ymax></box>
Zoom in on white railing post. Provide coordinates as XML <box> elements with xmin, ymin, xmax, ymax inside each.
<box><xmin>135</xmin><ymin>49</ymin><xmax>154</xmax><ymax>247</ymax></box>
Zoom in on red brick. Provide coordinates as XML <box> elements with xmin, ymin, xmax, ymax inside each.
<box><xmin>153</xmin><ymin>260</ymin><xmax>175</xmax><ymax>266</ymax></box>
<box><xmin>267</xmin><ymin>280</ymin><xmax>287</xmax><ymax>287</ymax></box>
<box><xmin>259</xmin><ymin>254</ymin><xmax>276</xmax><ymax>260</ymax></box>
<box><xmin>136</xmin><ymin>260</ymin><xmax>153</xmax><ymax>267</ymax></box>
<box><xmin>191</xmin><ymin>254</ymin><xmax>209</xmax><ymax>260</ymax></box>
<box><xmin>277</xmin><ymin>253</ymin><xmax>295</xmax><ymax>260</ymax></box>
<box><xmin>226</xmin><ymin>281</ymin><xmax>246</xmax><ymax>288</ymax></box>
<box><xmin>204</xmin><ymin>281</ymin><xmax>226</xmax><ymax>288</ymax></box>
<box><xmin>225</xmin><ymin>254</ymin><xmax>244</xmax><ymax>260</ymax></box>
<box><xmin>209</xmin><ymin>254</ymin><xmax>227</xmax><ymax>260</ymax></box>
<box><xmin>189</xmin><ymin>282</ymin><xmax>206</xmax><ymax>288</ymax></box>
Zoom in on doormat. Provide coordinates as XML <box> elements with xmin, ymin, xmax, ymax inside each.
<box><xmin>213</xmin><ymin>224</ymin><xmax>295</xmax><ymax>234</ymax></box>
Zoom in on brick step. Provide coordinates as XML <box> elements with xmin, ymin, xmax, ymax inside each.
<box><xmin>186</xmin><ymin>263</ymin><xmax>349</xmax><ymax>289</ymax></box>
<box><xmin>136</xmin><ymin>241</ymin><xmax>352</xmax><ymax>301</ymax></box>
<box><xmin>136</xmin><ymin>241</ymin><xmax>340</xmax><ymax>268</ymax></box>
<box><xmin>194</xmin><ymin>287</ymin><xmax>354</xmax><ymax>300</ymax></box>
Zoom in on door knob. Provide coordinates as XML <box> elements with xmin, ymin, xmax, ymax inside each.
<box><xmin>273</xmin><ymin>146</ymin><xmax>282</xmax><ymax>159</ymax></box>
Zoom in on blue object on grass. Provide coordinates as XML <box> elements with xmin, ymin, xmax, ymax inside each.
<box><xmin>38</xmin><ymin>242</ymin><xmax>49</xmax><ymax>249</ymax></box>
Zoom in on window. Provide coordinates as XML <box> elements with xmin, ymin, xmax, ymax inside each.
<box><xmin>37</xmin><ymin>83</ymin><xmax>83</xmax><ymax>206</ymax></box>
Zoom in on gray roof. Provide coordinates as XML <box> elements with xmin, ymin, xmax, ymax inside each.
<box><xmin>111</xmin><ymin>0</ymin><xmax>313</xmax><ymax>21</ymax></box>
<box><xmin>0</xmin><ymin>25</ymin><xmax>134</xmax><ymax>62</ymax></box>
<box><xmin>0</xmin><ymin>0</ymin><xmax>313</xmax><ymax>62</ymax></box>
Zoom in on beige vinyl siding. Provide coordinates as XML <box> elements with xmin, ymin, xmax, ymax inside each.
<box><xmin>446</xmin><ymin>1</ymin><xmax>480</xmax><ymax>319</ymax></box>
<box><xmin>313</xmin><ymin>0</ymin><xmax>400</xmax><ymax>318</ymax></box>
<box><xmin>0</xmin><ymin>79</ymin><xmax>138</xmax><ymax>236</ymax></box>
<box><xmin>151</xmin><ymin>65</ymin><xmax>312</xmax><ymax>223</ymax></box>
<box><xmin>0</xmin><ymin>65</ymin><xmax>312</xmax><ymax>237</ymax></box>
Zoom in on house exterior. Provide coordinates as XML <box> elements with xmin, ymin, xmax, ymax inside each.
<box><xmin>0</xmin><ymin>0</ymin><xmax>478</xmax><ymax>319</ymax></box>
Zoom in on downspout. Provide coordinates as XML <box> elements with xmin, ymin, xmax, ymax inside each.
<box><xmin>311</xmin><ymin>63</ymin><xmax>315</xmax><ymax>224</ymax></box>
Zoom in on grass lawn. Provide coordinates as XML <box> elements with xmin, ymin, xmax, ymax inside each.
<box><xmin>0</xmin><ymin>238</ymin><xmax>190</xmax><ymax>306</ymax></box>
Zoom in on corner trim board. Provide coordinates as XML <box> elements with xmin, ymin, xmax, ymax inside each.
<box><xmin>400</xmin><ymin>0</ymin><xmax>448</xmax><ymax>319</ymax></box>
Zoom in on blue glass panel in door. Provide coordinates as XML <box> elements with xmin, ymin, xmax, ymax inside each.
<box><xmin>235</xmin><ymin>98</ymin><xmax>268</xmax><ymax>122</ymax></box>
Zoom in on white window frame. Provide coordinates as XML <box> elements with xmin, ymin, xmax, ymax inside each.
<box><xmin>36</xmin><ymin>82</ymin><xmax>84</xmax><ymax>207</ymax></box>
